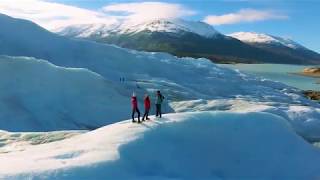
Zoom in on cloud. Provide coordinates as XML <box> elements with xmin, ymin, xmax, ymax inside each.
<box><xmin>203</xmin><ymin>9</ymin><xmax>288</xmax><ymax>25</ymax></box>
<box><xmin>0</xmin><ymin>1</ymin><xmax>286</xmax><ymax>30</ymax></box>
<box><xmin>102</xmin><ymin>2</ymin><xmax>196</xmax><ymax>23</ymax></box>
<box><xmin>0</xmin><ymin>1</ymin><xmax>195</xmax><ymax>29</ymax></box>
<box><xmin>0</xmin><ymin>0</ymin><xmax>118</xmax><ymax>29</ymax></box>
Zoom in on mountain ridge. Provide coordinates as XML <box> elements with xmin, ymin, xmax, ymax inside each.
<box><xmin>56</xmin><ymin>18</ymin><xmax>320</xmax><ymax>64</ymax></box>
<box><xmin>229</xmin><ymin>32</ymin><xmax>305</xmax><ymax>49</ymax></box>
<box><xmin>229</xmin><ymin>32</ymin><xmax>320</xmax><ymax>64</ymax></box>
<box><xmin>57</xmin><ymin>18</ymin><xmax>220</xmax><ymax>39</ymax></box>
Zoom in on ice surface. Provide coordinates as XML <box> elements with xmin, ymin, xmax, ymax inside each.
<box><xmin>1</xmin><ymin>12</ymin><xmax>320</xmax><ymax>140</ymax></box>
<box><xmin>0</xmin><ymin>56</ymin><xmax>130</xmax><ymax>131</ymax></box>
<box><xmin>1</xmin><ymin>13</ymin><xmax>320</xmax><ymax>180</ymax></box>
<box><xmin>1</xmin><ymin>112</ymin><xmax>320</xmax><ymax>179</ymax></box>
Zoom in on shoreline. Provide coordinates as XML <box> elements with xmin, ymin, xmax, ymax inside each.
<box><xmin>303</xmin><ymin>90</ymin><xmax>320</xmax><ymax>101</ymax></box>
<box><xmin>291</xmin><ymin>72</ymin><xmax>320</xmax><ymax>78</ymax></box>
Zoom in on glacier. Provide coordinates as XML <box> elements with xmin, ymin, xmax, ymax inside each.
<box><xmin>1</xmin><ymin>13</ymin><xmax>320</xmax><ymax>179</ymax></box>
<box><xmin>1</xmin><ymin>55</ymin><xmax>320</xmax><ymax>140</ymax></box>
<box><xmin>0</xmin><ymin>56</ymin><xmax>130</xmax><ymax>131</ymax></box>
<box><xmin>1</xmin><ymin>112</ymin><xmax>320</xmax><ymax>179</ymax></box>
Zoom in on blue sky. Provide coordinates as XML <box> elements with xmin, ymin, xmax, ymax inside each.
<box><xmin>51</xmin><ymin>0</ymin><xmax>320</xmax><ymax>52</ymax></box>
<box><xmin>0</xmin><ymin>0</ymin><xmax>319</xmax><ymax>52</ymax></box>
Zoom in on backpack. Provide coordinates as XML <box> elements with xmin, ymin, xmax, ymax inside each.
<box><xmin>160</xmin><ymin>94</ymin><xmax>164</xmax><ymax>103</ymax></box>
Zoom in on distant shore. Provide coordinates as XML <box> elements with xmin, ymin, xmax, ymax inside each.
<box><xmin>294</xmin><ymin>73</ymin><xmax>320</xmax><ymax>78</ymax></box>
<box><xmin>299</xmin><ymin>67</ymin><xmax>320</xmax><ymax>100</ymax></box>
<box><xmin>303</xmin><ymin>90</ymin><xmax>320</xmax><ymax>101</ymax></box>
<box><xmin>292</xmin><ymin>67</ymin><xmax>320</xmax><ymax>78</ymax></box>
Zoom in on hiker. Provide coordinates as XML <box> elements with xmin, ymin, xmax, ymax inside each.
<box><xmin>142</xmin><ymin>94</ymin><xmax>151</xmax><ymax>121</ymax></box>
<box><xmin>136</xmin><ymin>80</ymin><xmax>140</xmax><ymax>89</ymax></box>
<box><xmin>131</xmin><ymin>93</ymin><xmax>141</xmax><ymax>123</ymax></box>
<box><xmin>155</xmin><ymin>90</ymin><xmax>165</xmax><ymax>118</ymax></box>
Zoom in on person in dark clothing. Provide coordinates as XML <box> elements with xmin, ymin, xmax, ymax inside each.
<box><xmin>131</xmin><ymin>93</ymin><xmax>141</xmax><ymax>123</ymax></box>
<box><xmin>142</xmin><ymin>94</ymin><xmax>151</xmax><ymax>121</ymax></box>
<box><xmin>155</xmin><ymin>90</ymin><xmax>164</xmax><ymax>118</ymax></box>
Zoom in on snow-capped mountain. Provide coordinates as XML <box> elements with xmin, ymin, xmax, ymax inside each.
<box><xmin>57</xmin><ymin>19</ymin><xmax>320</xmax><ymax>64</ymax></box>
<box><xmin>229</xmin><ymin>32</ymin><xmax>320</xmax><ymax>64</ymax></box>
<box><xmin>57</xmin><ymin>18</ymin><xmax>220</xmax><ymax>39</ymax></box>
<box><xmin>56</xmin><ymin>23</ymin><xmax>118</xmax><ymax>38</ymax></box>
<box><xmin>123</xmin><ymin>19</ymin><xmax>219</xmax><ymax>37</ymax></box>
<box><xmin>229</xmin><ymin>32</ymin><xmax>305</xmax><ymax>49</ymax></box>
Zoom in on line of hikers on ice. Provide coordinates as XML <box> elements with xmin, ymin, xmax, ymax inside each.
<box><xmin>131</xmin><ymin>90</ymin><xmax>165</xmax><ymax>123</ymax></box>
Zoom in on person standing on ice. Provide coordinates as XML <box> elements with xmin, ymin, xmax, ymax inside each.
<box><xmin>142</xmin><ymin>94</ymin><xmax>151</xmax><ymax>121</ymax></box>
<box><xmin>131</xmin><ymin>92</ymin><xmax>141</xmax><ymax>123</ymax></box>
<box><xmin>155</xmin><ymin>90</ymin><xmax>165</xmax><ymax>118</ymax></box>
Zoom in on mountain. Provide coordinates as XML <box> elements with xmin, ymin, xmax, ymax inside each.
<box><xmin>57</xmin><ymin>19</ymin><xmax>320</xmax><ymax>64</ymax></box>
<box><xmin>229</xmin><ymin>32</ymin><xmax>320</xmax><ymax>64</ymax></box>
<box><xmin>229</xmin><ymin>32</ymin><xmax>305</xmax><ymax>49</ymax></box>
<box><xmin>57</xmin><ymin>18</ymin><xmax>219</xmax><ymax>38</ymax></box>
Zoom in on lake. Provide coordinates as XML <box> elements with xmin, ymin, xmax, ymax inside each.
<box><xmin>221</xmin><ymin>64</ymin><xmax>319</xmax><ymax>91</ymax></box>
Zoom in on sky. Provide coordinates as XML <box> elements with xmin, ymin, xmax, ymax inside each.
<box><xmin>0</xmin><ymin>0</ymin><xmax>319</xmax><ymax>52</ymax></box>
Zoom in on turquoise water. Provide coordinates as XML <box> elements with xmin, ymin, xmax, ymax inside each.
<box><xmin>221</xmin><ymin>64</ymin><xmax>320</xmax><ymax>91</ymax></box>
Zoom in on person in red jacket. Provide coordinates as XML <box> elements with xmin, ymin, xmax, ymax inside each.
<box><xmin>131</xmin><ymin>93</ymin><xmax>141</xmax><ymax>123</ymax></box>
<box><xmin>142</xmin><ymin>94</ymin><xmax>151</xmax><ymax>121</ymax></box>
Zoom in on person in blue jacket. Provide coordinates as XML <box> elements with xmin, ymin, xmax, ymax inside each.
<box><xmin>155</xmin><ymin>90</ymin><xmax>164</xmax><ymax>118</ymax></box>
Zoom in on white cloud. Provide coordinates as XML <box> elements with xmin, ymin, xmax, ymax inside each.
<box><xmin>203</xmin><ymin>9</ymin><xmax>288</xmax><ymax>25</ymax></box>
<box><xmin>0</xmin><ymin>0</ymin><xmax>196</xmax><ymax>29</ymax></box>
<box><xmin>0</xmin><ymin>1</ymin><xmax>287</xmax><ymax>30</ymax></box>
<box><xmin>102</xmin><ymin>2</ymin><xmax>196</xmax><ymax>23</ymax></box>
<box><xmin>0</xmin><ymin>0</ymin><xmax>118</xmax><ymax>29</ymax></box>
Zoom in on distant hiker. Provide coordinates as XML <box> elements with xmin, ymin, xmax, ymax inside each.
<box><xmin>131</xmin><ymin>92</ymin><xmax>141</xmax><ymax>123</ymax></box>
<box><xmin>136</xmin><ymin>80</ymin><xmax>140</xmax><ymax>89</ymax></box>
<box><xmin>155</xmin><ymin>90</ymin><xmax>165</xmax><ymax>118</ymax></box>
<box><xmin>142</xmin><ymin>94</ymin><xmax>151</xmax><ymax>121</ymax></box>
